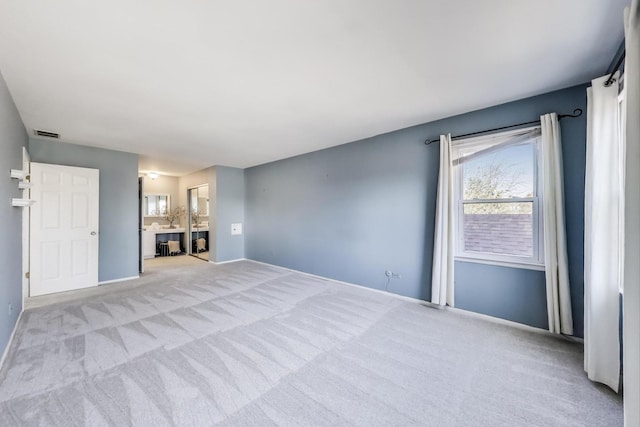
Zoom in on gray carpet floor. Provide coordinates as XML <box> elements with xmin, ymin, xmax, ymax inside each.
<box><xmin>0</xmin><ymin>259</ymin><xmax>622</xmax><ymax>426</ymax></box>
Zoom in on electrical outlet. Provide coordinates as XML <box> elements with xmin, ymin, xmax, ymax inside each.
<box><xmin>391</xmin><ymin>272</ymin><xmax>401</xmax><ymax>279</ymax></box>
<box><xmin>385</xmin><ymin>270</ymin><xmax>392</xmax><ymax>277</ymax></box>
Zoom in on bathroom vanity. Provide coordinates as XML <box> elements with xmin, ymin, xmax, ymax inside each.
<box><xmin>143</xmin><ymin>228</ymin><xmax>186</xmax><ymax>258</ymax></box>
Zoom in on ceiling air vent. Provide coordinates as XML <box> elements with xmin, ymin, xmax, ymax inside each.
<box><xmin>33</xmin><ymin>129</ymin><xmax>60</xmax><ymax>139</ymax></box>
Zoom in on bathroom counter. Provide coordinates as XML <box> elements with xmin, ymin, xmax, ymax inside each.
<box><xmin>145</xmin><ymin>227</ymin><xmax>186</xmax><ymax>234</ymax></box>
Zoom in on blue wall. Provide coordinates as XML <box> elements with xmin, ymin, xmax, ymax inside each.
<box><xmin>214</xmin><ymin>166</ymin><xmax>245</xmax><ymax>262</ymax></box>
<box><xmin>0</xmin><ymin>70</ymin><xmax>28</xmax><ymax>358</ymax></box>
<box><xmin>29</xmin><ymin>139</ymin><xmax>140</xmax><ymax>283</ymax></box>
<box><xmin>455</xmin><ymin>262</ymin><xmax>548</xmax><ymax>329</ymax></box>
<box><xmin>245</xmin><ymin>84</ymin><xmax>588</xmax><ymax>336</ymax></box>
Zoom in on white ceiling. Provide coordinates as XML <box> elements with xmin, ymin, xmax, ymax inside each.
<box><xmin>0</xmin><ymin>0</ymin><xmax>630</xmax><ymax>176</ymax></box>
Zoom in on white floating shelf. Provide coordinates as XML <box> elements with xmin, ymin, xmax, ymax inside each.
<box><xmin>18</xmin><ymin>181</ymin><xmax>33</xmax><ymax>189</ymax></box>
<box><xmin>11</xmin><ymin>198</ymin><xmax>36</xmax><ymax>207</ymax></box>
<box><xmin>10</xmin><ymin>169</ymin><xmax>29</xmax><ymax>180</ymax></box>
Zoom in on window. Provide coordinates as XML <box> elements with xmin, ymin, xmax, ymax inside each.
<box><xmin>453</xmin><ymin>128</ymin><xmax>544</xmax><ymax>269</ymax></box>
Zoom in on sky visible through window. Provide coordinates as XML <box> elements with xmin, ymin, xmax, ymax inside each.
<box><xmin>463</xmin><ymin>143</ymin><xmax>534</xmax><ymax>202</ymax></box>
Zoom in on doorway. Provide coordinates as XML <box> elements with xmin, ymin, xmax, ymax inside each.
<box><xmin>138</xmin><ymin>177</ymin><xmax>144</xmax><ymax>274</ymax></box>
<box><xmin>188</xmin><ymin>184</ymin><xmax>209</xmax><ymax>261</ymax></box>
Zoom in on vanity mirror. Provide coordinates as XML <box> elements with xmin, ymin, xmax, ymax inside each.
<box><xmin>190</xmin><ymin>187</ymin><xmax>209</xmax><ymax>217</ymax></box>
<box><xmin>144</xmin><ymin>194</ymin><xmax>170</xmax><ymax>216</ymax></box>
<box><xmin>188</xmin><ymin>184</ymin><xmax>209</xmax><ymax>261</ymax></box>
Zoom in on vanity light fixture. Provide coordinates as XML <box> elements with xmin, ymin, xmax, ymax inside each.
<box><xmin>147</xmin><ymin>172</ymin><xmax>159</xmax><ymax>180</ymax></box>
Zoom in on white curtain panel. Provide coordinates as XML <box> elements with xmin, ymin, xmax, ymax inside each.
<box><xmin>624</xmin><ymin>0</ymin><xmax>640</xmax><ymax>424</ymax></box>
<box><xmin>584</xmin><ymin>74</ymin><xmax>622</xmax><ymax>392</ymax></box>
<box><xmin>540</xmin><ymin>114</ymin><xmax>574</xmax><ymax>335</ymax></box>
<box><xmin>431</xmin><ymin>134</ymin><xmax>455</xmax><ymax>307</ymax></box>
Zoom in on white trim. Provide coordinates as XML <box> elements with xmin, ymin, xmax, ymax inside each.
<box><xmin>210</xmin><ymin>258</ymin><xmax>247</xmax><ymax>265</ymax></box>
<box><xmin>22</xmin><ymin>147</ymin><xmax>30</xmax><ymax>307</ymax></box>
<box><xmin>139</xmin><ymin>177</ymin><xmax>145</xmax><ymax>275</ymax></box>
<box><xmin>187</xmin><ymin>184</ymin><xmax>210</xmax><ymax>256</ymax></box>
<box><xmin>446</xmin><ymin>305</ymin><xmax>582</xmax><ymax>342</ymax></box>
<box><xmin>0</xmin><ymin>310</ymin><xmax>23</xmax><ymax>372</ymax></box>
<box><xmin>455</xmin><ymin>256</ymin><xmax>545</xmax><ymax>271</ymax></box>
<box><xmin>243</xmin><ymin>259</ymin><xmax>564</xmax><ymax>338</ymax></box>
<box><xmin>246</xmin><ymin>259</ymin><xmax>425</xmax><ymax>304</ymax></box>
<box><xmin>98</xmin><ymin>275</ymin><xmax>139</xmax><ymax>285</ymax></box>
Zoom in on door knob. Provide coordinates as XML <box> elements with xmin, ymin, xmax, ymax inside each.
<box><xmin>90</xmin><ymin>231</ymin><xmax>97</xmax><ymax>236</ymax></box>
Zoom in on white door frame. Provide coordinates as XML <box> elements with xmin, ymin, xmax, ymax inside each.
<box><xmin>139</xmin><ymin>176</ymin><xmax>145</xmax><ymax>274</ymax></box>
<box><xmin>21</xmin><ymin>147</ymin><xmax>30</xmax><ymax>306</ymax></box>
<box><xmin>187</xmin><ymin>183</ymin><xmax>209</xmax><ymax>260</ymax></box>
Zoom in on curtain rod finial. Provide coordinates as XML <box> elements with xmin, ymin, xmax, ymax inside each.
<box><xmin>560</xmin><ymin>108</ymin><xmax>583</xmax><ymax>119</ymax></box>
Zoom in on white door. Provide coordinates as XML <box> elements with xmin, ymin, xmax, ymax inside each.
<box><xmin>30</xmin><ymin>163</ymin><xmax>99</xmax><ymax>296</ymax></box>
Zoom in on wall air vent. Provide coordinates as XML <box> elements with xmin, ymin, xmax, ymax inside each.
<box><xmin>33</xmin><ymin>129</ymin><xmax>60</xmax><ymax>139</ymax></box>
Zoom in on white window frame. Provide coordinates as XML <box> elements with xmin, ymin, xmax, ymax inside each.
<box><xmin>618</xmin><ymin>82</ymin><xmax>626</xmax><ymax>293</ymax></box>
<box><xmin>453</xmin><ymin>129</ymin><xmax>545</xmax><ymax>271</ymax></box>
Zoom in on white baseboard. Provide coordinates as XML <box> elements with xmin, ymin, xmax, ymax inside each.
<box><xmin>244</xmin><ymin>258</ymin><xmax>567</xmax><ymax>340</ymax></box>
<box><xmin>98</xmin><ymin>275</ymin><xmax>139</xmax><ymax>285</ymax></box>
<box><xmin>0</xmin><ymin>309</ymin><xmax>23</xmax><ymax>372</ymax></box>
<box><xmin>210</xmin><ymin>258</ymin><xmax>247</xmax><ymax>265</ymax></box>
<box><xmin>445</xmin><ymin>306</ymin><xmax>581</xmax><ymax>341</ymax></box>
<box><xmin>247</xmin><ymin>258</ymin><xmax>428</xmax><ymax>305</ymax></box>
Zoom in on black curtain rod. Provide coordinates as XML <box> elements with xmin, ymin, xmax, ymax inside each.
<box><xmin>604</xmin><ymin>50</ymin><xmax>626</xmax><ymax>87</ymax></box>
<box><xmin>424</xmin><ymin>108</ymin><xmax>583</xmax><ymax>145</ymax></box>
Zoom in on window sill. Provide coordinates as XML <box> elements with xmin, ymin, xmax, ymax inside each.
<box><xmin>455</xmin><ymin>256</ymin><xmax>546</xmax><ymax>271</ymax></box>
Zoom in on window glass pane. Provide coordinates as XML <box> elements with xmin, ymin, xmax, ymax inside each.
<box><xmin>463</xmin><ymin>202</ymin><xmax>533</xmax><ymax>257</ymax></box>
<box><xmin>463</xmin><ymin>143</ymin><xmax>534</xmax><ymax>200</ymax></box>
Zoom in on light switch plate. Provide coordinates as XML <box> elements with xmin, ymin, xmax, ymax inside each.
<box><xmin>231</xmin><ymin>223</ymin><xmax>243</xmax><ymax>235</ymax></box>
